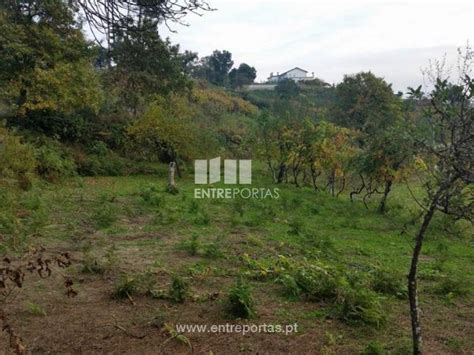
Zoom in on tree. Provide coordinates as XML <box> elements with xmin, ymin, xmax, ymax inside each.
<box><xmin>0</xmin><ymin>0</ymin><xmax>103</xmax><ymax>140</ymax></box>
<box><xmin>108</xmin><ymin>19</ymin><xmax>192</xmax><ymax>115</ymax></box>
<box><xmin>334</xmin><ymin>72</ymin><xmax>410</xmax><ymax>212</ymax></box>
<box><xmin>407</xmin><ymin>48</ymin><xmax>473</xmax><ymax>354</ymax></box>
<box><xmin>127</xmin><ymin>95</ymin><xmax>198</xmax><ymax>168</ymax></box>
<box><xmin>194</xmin><ymin>50</ymin><xmax>234</xmax><ymax>86</ymax></box>
<box><xmin>256</xmin><ymin>111</ymin><xmax>291</xmax><ymax>183</ymax></box>
<box><xmin>334</xmin><ymin>72</ymin><xmax>398</xmax><ymax>134</ymax></box>
<box><xmin>74</xmin><ymin>0</ymin><xmax>213</xmax><ymax>63</ymax></box>
<box><xmin>275</xmin><ymin>79</ymin><xmax>300</xmax><ymax>99</ymax></box>
<box><xmin>229</xmin><ymin>63</ymin><xmax>257</xmax><ymax>88</ymax></box>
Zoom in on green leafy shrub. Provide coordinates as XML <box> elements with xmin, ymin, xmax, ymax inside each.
<box><xmin>113</xmin><ymin>271</ymin><xmax>156</xmax><ymax>299</ymax></box>
<box><xmin>188</xmin><ymin>199</ymin><xmax>200</xmax><ymax>214</ymax></box>
<box><xmin>433</xmin><ymin>275</ymin><xmax>470</xmax><ymax>297</ymax></box>
<box><xmin>370</xmin><ymin>268</ymin><xmax>407</xmax><ymax>299</ymax></box>
<box><xmin>169</xmin><ymin>275</ymin><xmax>189</xmax><ymax>303</ymax></box>
<box><xmin>35</xmin><ymin>141</ymin><xmax>76</xmax><ymax>182</ymax></box>
<box><xmin>292</xmin><ymin>263</ymin><xmax>340</xmax><ymax>300</ymax></box>
<box><xmin>87</xmin><ymin>140</ymin><xmax>109</xmax><ymax>156</ymax></box>
<box><xmin>278</xmin><ymin>274</ymin><xmax>301</xmax><ymax>298</ymax></box>
<box><xmin>333</xmin><ymin>285</ymin><xmax>385</xmax><ymax>326</ymax></box>
<box><xmin>91</xmin><ymin>202</ymin><xmax>118</xmax><ymax>229</ymax></box>
<box><xmin>193</xmin><ymin>212</ymin><xmax>210</xmax><ymax>225</ymax></box>
<box><xmin>271</xmin><ymin>258</ymin><xmax>385</xmax><ymax>326</ymax></box>
<box><xmin>82</xmin><ymin>250</ymin><xmax>105</xmax><ymax>274</ymax></box>
<box><xmin>26</xmin><ymin>302</ymin><xmax>47</xmax><ymax>316</ymax></box>
<box><xmin>0</xmin><ymin>125</ymin><xmax>37</xmax><ymax>189</ymax></box>
<box><xmin>179</xmin><ymin>234</ymin><xmax>201</xmax><ymax>256</ymax></box>
<box><xmin>139</xmin><ymin>185</ymin><xmax>164</xmax><ymax>207</ymax></box>
<box><xmin>113</xmin><ymin>274</ymin><xmax>140</xmax><ymax>298</ymax></box>
<box><xmin>362</xmin><ymin>341</ymin><xmax>386</xmax><ymax>355</ymax></box>
<box><xmin>75</xmin><ymin>152</ymin><xmax>126</xmax><ymax>176</ymax></box>
<box><xmin>288</xmin><ymin>217</ymin><xmax>305</xmax><ymax>235</ymax></box>
<box><xmin>203</xmin><ymin>242</ymin><xmax>223</xmax><ymax>259</ymax></box>
<box><xmin>227</xmin><ymin>278</ymin><xmax>256</xmax><ymax>319</ymax></box>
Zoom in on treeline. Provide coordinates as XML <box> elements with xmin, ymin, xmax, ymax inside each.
<box><xmin>0</xmin><ymin>2</ymin><xmax>471</xmax><ymax>224</ymax></box>
<box><xmin>0</xmin><ymin>0</ymin><xmax>258</xmax><ymax>187</ymax></box>
<box><xmin>251</xmin><ymin>72</ymin><xmax>419</xmax><ymax>213</ymax></box>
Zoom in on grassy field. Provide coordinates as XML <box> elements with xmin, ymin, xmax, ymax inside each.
<box><xmin>1</xmin><ymin>170</ymin><xmax>473</xmax><ymax>354</ymax></box>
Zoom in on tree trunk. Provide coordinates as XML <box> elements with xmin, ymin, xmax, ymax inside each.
<box><xmin>277</xmin><ymin>163</ymin><xmax>286</xmax><ymax>184</ymax></box>
<box><xmin>378</xmin><ymin>179</ymin><xmax>393</xmax><ymax>213</ymax></box>
<box><xmin>292</xmin><ymin>166</ymin><xmax>300</xmax><ymax>187</ymax></box>
<box><xmin>310</xmin><ymin>167</ymin><xmax>320</xmax><ymax>191</ymax></box>
<box><xmin>408</xmin><ymin>186</ymin><xmax>445</xmax><ymax>354</ymax></box>
<box><xmin>327</xmin><ymin>169</ymin><xmax>336</xmax><ymax>196</ymax></box>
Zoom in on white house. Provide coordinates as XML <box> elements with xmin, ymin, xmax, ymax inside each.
<box><xmin>267</xmin><ymin>67</ymin><xmax>314</xmax><ymax>83</ymax></box>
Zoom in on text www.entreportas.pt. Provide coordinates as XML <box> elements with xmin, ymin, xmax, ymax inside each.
<box><xmin>175</xmin><ymin>323</ymin><xmax>298</xmax><ymax>335</ymax></box>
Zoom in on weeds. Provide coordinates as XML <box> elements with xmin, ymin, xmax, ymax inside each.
<box><xmin>169</xmin><ymin>275</ymin><xmax>188</xmax><ymax>303</ymax></box>
<box><xmin>193</xmin><ymin>212</ymin><xmax>210</xmax><ymax>226</ymax></box>
<box><xmin>139</xmin><ymin>185</ymin><xmax>165</xmax><ymax>208</ymax></box>
<box><xmin>26</xmin><ymin>302</ymin><xmax>47</xmax><ymax>316</ymax></box>
<box><xmin>288</xmin><ymin>217</ymin><xmax>304</xmax><ymax>235</ymax></box>
<box><xmin>188</xmin><ymin>200</ymin><xmax>200</xmax><ymax>214</ymax></box>
<box><xmin>370</xmin><ymin>268</ymin><xmax>407</xmax><ymax>299</ymax></box>
<box><xmin>433</xmin><ymin>274</ymin><xmax>470</xmax><ymax>298</ymax></box>
<box><xmin>227</xmin><ymin>277</ymin><xmax>255</xmax><ymax>319</ymax></box>
<box><xmin>333</xmin><ymin>285</ymin><xmax>385</xmax><ymax>326</ymax></box>
<box><xmin>362</xmin><ymin>341</ymin><xmax>386</xmax><ymax>355</ymax></box>
<box><xmin>179</xmin><ymin>234</ymin><xmax>201</xmax><ymax>256</ymax></box>
<box><xmin>91</xmin><ymin>202</ymin><xmax>117</xmax><ymax>229</ymax></box>
<box><xmin>113</xmin><ymin>271</ymin><xmax>156</xmax><ymax>299</ymax></box>
<box><xmin>203</xmin><ymin>242</ymin><xmax>223</xmax><ymax>259</ymax></box>
<box><xmin>82</xmin><ymin>252</ymin><xmax>105</xmax><ymax>274</ymax></box>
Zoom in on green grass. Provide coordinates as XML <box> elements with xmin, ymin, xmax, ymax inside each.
<box><xmin>1</xmin><ymin>170</ymin><xmax>472</xmax><ymax>353</ymax></box>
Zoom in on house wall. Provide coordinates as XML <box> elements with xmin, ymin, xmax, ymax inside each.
<box><xmin>267</xmin><ymin>68</ymin><xmax>312</xmax><ymax>83</ymax></box>
<box><xmin>281</xmin><ymin>68</ymin><xmax>308</xmax><ymax>81</ymax></box>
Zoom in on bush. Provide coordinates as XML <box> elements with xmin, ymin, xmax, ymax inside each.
<box><xmin>370</xmin><ymin>268</ymin><xmax>407</xmax><ymax>299</ymax></box>
<box><xmin>75</xmin><ymin>152</ymin><xmax>126</xmax><ymax>176</ymax></box>
<box><xmin>113</xmin><ymin>271</ymin><xmax>156</xmax><ymax>299</ymax></box>
<box><xmin>203</xmin><ymin>242</ymin><xmax>223</xmax><ymax>259</ymax></box>
<box><xmin>179</xmin><ymin>234</ymin><xmax>201</xmax><ymax>256</ymax></box>
<box><xmin>113</xmin><ymin>274</ymin><xmax>140</xmax><ymax>299</ymax></box>
<box><xmin>82</xmin><ymin>249</ymin><xmax>105</xmax><ymax>274</ymax></box>
<box><xmin>273</xmin><ymin>258</ymin><xmax>386</xmax><ymax>326</ymax></box>
<box><xmin>227</xmin><ymin>278</ymin><xmax>256</xmax><ymax>319</ymax></box>
<box><xmin>433</xmin><ymin>275</ymin><xmax>470</xmax><ymax>297</ymax></box>
<box><xmin>26</xmin><ymin>302</ymin><xmax>47</xmax><ymax>317</ymax></box>
<box><xmin>334</xmin><ymin>284</ymin><xmax>386</xmax><ymax>326</ymax></box>
<box><xmin>292</xmin><ymin>263</ymin><xmax>340</xmax><ymax>300</ymax></box>
<box><xmin>362</xmin><ymin>341</ymin><xmax>386</xmax><ymax>355</ymax></box>
<box><xmin>169</xmin><ymin>275</ymin><xmax>189</xmax><ymax>303</ymax></box>
<box><xmin>91</xmin><ymin>202</ymin><xmax>118</xmax><ymax>229</ymax></box>
<box><xmin>35</xmin><ymin>141</ymin><xmax>76</xmax><ymax>182</ymax></box>
<box><xmin>0</xmin><ymin>125</ymin><xmax>37</xmax><ymax>189</ymax></box>
<box><xmin>288</xmin><ymin>217</ymin><xmax>305</xmax><ymax>235</ymax></box>
<box><xmin>139</xmin><ymin>185</ymin><xmax>164</xmax><ymax>207</ymax></box>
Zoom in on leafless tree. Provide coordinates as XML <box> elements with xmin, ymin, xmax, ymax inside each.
<box><xmin>407</xmin><ymin>45</ymin><xmax>473</xmax><ymax>354</ymax></box>
<box><xmin>73</xmin><ymin>0</ymin><xmax>213</xmax><ymax>60</ymax></box>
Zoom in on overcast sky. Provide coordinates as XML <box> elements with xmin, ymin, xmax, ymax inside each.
<box><xmin>162</xmin><ymin>0</ymin><xmax>473</xmax><ymax>91</ymax></box>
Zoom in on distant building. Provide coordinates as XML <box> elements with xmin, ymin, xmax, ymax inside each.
<box><xmin>267</xmin><ymin>67</ymin><xmax>314</xmax><ymax>83</ymax></box>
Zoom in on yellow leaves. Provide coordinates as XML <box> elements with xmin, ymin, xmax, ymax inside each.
<box><xmin>127</xmin><ymin>94</ymin><xmax>199</xmax><ymax>161</ymax></box>
<box><xmin>193</xmin><ymin>88</ymin><xmax>258</xmax><ymax>115</ymax></box>
<box><xmin>15</xmin><ymin>61</ymin><xmax>103</xmax><ymax>116</ymax></box>
<box><xmin>414</xmin><ymin>156</ymin><xmax>428</xmax><ymax>171</ymax></box>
